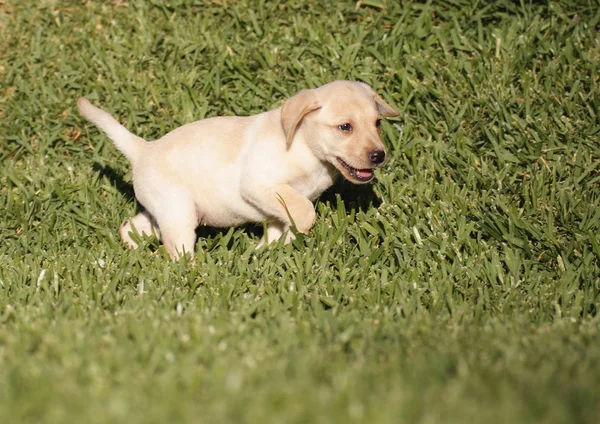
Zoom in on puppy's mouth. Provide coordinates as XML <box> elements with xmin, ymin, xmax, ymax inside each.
<box><xmin>336</xmin><ymin>158</ymin><xmax>374</xmax><ymax>183</ymax></box>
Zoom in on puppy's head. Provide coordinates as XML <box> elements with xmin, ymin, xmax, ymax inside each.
<box><xmin>281</xmin><ymin>81</ymin><xmax>398</xmax><ymax>184</ymax></box>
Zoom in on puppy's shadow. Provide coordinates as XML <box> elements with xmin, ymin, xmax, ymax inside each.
<box><xmin>93</xmin><ymin>163</ymin><xmax>136</xmax><ymax>203</ymax></box>
<box><xmin>319</xmin><ymin>178</ymin><xmax>382</xmax><ymax>213</ymax></box>
<box><xmin>194</xmin><ymin>223</ymin><xmax>263</xmax><ymax>244</ymax></box>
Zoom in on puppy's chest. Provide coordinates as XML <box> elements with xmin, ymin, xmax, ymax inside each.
<box><xmin>291</xmin><ymin>164</ymin><xmax>337</xmax><ymax>201</ymax></box>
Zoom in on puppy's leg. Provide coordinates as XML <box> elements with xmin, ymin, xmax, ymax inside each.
<box><xmin>247</xmin><ymin>184</ymin><xmax>316</xmax><ymax>246</ymax></box>
<box><xmin>257</xmin><ymin>220</ymin><xmax>285</xmax><ymax>248</ymax></box>
<box><xmin>152</xmin><ymin>202</ymin><xmax>198</xmax><ymax>260</ymax></box>
<box><xmin>120</xmin><ymin>210</ymin><xmax>159</xmax><ymax>248</ymax></box>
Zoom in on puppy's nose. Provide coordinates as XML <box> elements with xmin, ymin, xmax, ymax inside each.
<box><xmin>369</xmin><ymin>150</ymin><xmax>386</xmax><ymax>165</ymax></box>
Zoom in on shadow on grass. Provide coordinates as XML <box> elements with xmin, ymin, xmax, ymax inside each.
<box><xmin>93</xmin><ymin>163</ymin><xmax>136</xmax><ymax>203</ymax></box>
<box><xmin>195</xmin><ymin>223</ymin><xmax>264</xmax><ymax>244</ymax></box>
<box><xmin>319</xmin><ymin>177</ymin><xmax>382</xmax><ymax>213</ymax></box>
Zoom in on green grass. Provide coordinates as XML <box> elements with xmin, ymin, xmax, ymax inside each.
<box><xmin>1</xmin><ymin>0</ymin><xmax>600</xmax><ymax>422</ymax></box>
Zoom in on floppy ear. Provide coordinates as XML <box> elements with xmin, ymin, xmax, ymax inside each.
<box><xmin>281</xmin><ymin>89</ymin><xmax>321</xmax><ymax>148</ymax></box>
<box><xmin>373</xmin><ymin>92</ymin><xmax>399</xmax><ymax>117</ymax></box>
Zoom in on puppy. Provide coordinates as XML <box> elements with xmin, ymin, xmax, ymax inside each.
<box><xmin>78</xmin><ymin>81</ymin><xmax>398</xmax><ymax>259</ymax></box>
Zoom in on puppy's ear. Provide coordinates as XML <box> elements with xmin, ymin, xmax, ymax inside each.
<box><xmin>357</xmin><ymin>82</ymin><xmax>399</xmax><ymax>117</ymax></box>
<box><xmin>373</xmin><ymin>93</ymin><xmax>399</xmax><ymax>117</ymax></box>
<box><xmin>281</xmin><ymin>89</ymin><xmax>321</xmax><ymax>148</ymax></box>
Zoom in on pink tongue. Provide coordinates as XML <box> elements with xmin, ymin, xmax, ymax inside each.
<box><xmin>357</xmin><ymin>169</ymin><xmax>373</xmax><ymax>179</ymax></box>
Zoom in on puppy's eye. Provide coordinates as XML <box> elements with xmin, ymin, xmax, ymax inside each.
<box><xmin>339</xmin><ymin>123</ymin><xmax>353</xmax><ymax>132</ymax></box>
<box><xmin>375</xmin><ymin>119</ymin><xmax>381</xmax><ymax>128</ymax></box>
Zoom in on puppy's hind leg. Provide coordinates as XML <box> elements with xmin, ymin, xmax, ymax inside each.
<box><xmin>120</xmin><ymin>210</ymin><xmax>159</xmax><ymax>248</ymax></box>
<box><xmin>152</xmin><ymin>202</ymin><xmax>199</xmax><ymax>260</ymax></box>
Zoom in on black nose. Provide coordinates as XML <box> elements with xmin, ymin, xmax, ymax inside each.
<box><xmin>369</xmin><ymin>150</ymin><xmax>386</xmax><ymax>165</ymax></box>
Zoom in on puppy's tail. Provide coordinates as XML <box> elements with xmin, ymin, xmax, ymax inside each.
<box><xmin>77</xmin><ymin>98</ymin><xmax>145</xmax><ymax>163</ymax></box>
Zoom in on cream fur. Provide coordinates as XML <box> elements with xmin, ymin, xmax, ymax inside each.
<box><xmin>78</xmin><ymin>80</ymin><xmax>398</xmax><ymax>259</ymax></box>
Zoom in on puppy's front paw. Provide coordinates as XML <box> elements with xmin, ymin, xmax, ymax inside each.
<box><xmin>257</xmin><ymin>227</ymin><xmax>296</xmax><ymax>249</ymax></box>
<box><xmin>256</xmin><ymin>237</ymin><xmax>268</xmax><ymax>249</ymax></box>
<box><xmin>119</xmin><ymin>220</ymin><xmax>140</xmax><ymax>249</ymax></box>
<box><xmin>257</xmin><ymin>222</ymin><xmax>289</xmax><ymax>249</ymax></box>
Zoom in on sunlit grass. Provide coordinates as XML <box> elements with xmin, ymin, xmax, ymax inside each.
<box><xmin>1</xmin><ymin>1</ymin><xmax>599</xmax><ymax>423</ymax></box>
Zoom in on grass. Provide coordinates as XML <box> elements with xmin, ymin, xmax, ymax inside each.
<box><xmin>1</xmin><ymin>0</ymin><xmax>600</xmax><ymax>422</ymax></box>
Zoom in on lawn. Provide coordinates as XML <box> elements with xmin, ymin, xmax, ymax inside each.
<box><xmin>1</xmin><ymin>0</ymin><xmax>600</xmax><ymax>422</ymax></box>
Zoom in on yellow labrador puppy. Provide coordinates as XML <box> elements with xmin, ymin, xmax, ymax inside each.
<box><xmin>78</xmin><ymin>81</ymin><xmax>398</xmax><ymax>259</ymax></box>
